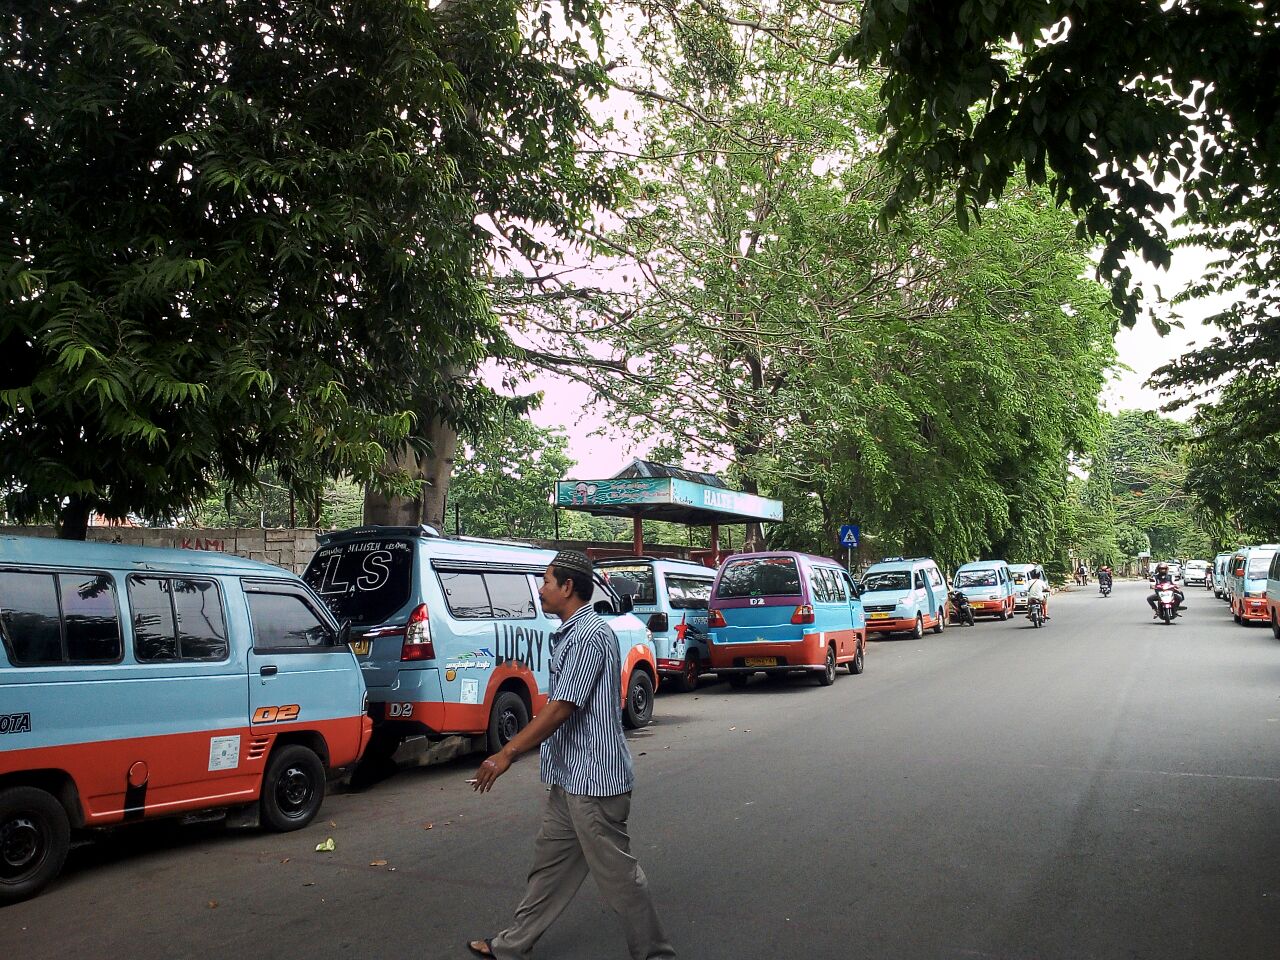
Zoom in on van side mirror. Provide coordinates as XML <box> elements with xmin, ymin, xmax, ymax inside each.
<box><xmin>335</xmin><ymin>620</ymin><xmax>352</xmax><ymax>647</ymax></box>
<box><xmin>619</xmin><ymin>595</ymin><xmax>634</xmax><ymax>614</ymax></box>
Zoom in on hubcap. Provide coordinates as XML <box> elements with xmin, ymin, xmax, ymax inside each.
<box><xmin>632</xmin><ymin>681</ymin><xmax>650</xmax><ymax>717</ymax></box>
<box><xmin>826</xmin><ymin>650</ymin><xmax>835</xmax><ymax>679</ymax></box>
<box><xmin>499</xmin><ymin>708</ymin><xmax>521</xmax><ymax>742</ymax></box>
<box><xmin>1</xmin><ymin>815</ymin><xmax>43</xmax><ymax>877</ymax></box>
<box><xmin>276</xmin><ymin>766</ymin><xmax>315</xmax><ymax>817</ymax></box>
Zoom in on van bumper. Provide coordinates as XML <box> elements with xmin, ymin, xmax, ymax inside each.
<box><xmin>865</xmin><ymin>616</ymin><xmax>916</xmax><ymax>633</ymax></box>
<box><xmin>1241</xmin><ymin>598</ymin><xmax>1269</xmax><ymax>621</ymax></box>
<box><xmin>709</xmin><ymin>636</ymin><xmax>825</xmax><ymax>671</ymax></box>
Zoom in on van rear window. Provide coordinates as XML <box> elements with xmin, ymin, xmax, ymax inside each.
<box><xmin>715</xmin><ymin>557</ymin><xmax>801</xmax><ymax>599</ymax></box>
<box><xmin>304</xmin><ymin>540</ymin><xmax>414</xmax><ymax>626</ymax></box>
<box><xmin>1247</xmin><ymin>555</ymin><xmax>1275</xmax><ymax>578</ymax></box>
<box><xmin>599</xmin><ymin>566</ymin><xmax>656</xmax><ymax>605</ymax></box>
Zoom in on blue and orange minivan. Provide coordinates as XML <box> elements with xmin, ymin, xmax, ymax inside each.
<box><xmin>706</xmin><ymin>551</ymin><xmax>865</xmax><ymax>687</ymax></box>
<box><xmin>951</xmin><ymin>560</ymin><xmax>1015</xmax><ymax>620</ymax></box>
<box><xmin>0</xmin><ymin>535</ymin><xmax>372</xmax><ymax>903</ymax></box>
<box><xmin>303</xmin><ymin>526</ymin><xmax>659</xmax><ymax>758</ymax></box>
<box><xmin>1228</xmin><ymin>545</ymin><xmax>1278</xmax><ymax>626</ymax></box>
<box><xmin>859</xmin><ymin>557</ymin><xmax>947</xmax><ymax>638</ymax></box>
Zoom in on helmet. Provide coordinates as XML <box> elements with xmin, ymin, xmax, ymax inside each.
<box><xmin>1156</xmin><ymin>562</ymin><xmax>1169</xmax><ymax>571</ymax></box>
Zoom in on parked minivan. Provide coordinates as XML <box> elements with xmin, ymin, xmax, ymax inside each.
<box><xmin>1228</xmin><ymin>545</ymin><xmax>1279</xmax><ymax>626</ymax></box>
<box><xmin>1213</xmin><ymin>552</ymin><xmax>1234</xmax><ymax>600</ymax></box>
<box><xmin>859</xmin><ymin>557</ymin><xmax>947</xmax><ymax>638</ymax></box>
<box><xmin>1266</xmin><ymin>551</ymin><xmax>1280</xmax><ymax>639</ymax></box>
<box><xmin>0</xmin><ymin>535</ymin><xmax>372</xmax><ymax>903</ymax></box>
<box><xmin>595</xmin><ymin>557</ymin><xmax>715</xmax><ymax>692</ymax></box>
<box><xmin>302</xmin><ymin>527</ymin><xmax>659</xmax><ymax>759</ymax></box>
<box><xmin>706</xmin><ymin>551</ymin><xmax>865</xmax><ymax>687</ymax></box>
<box><xmin>951</xmin><ymin>560</ymin><xmax>1015</xmax><ymax>620</ymax></box>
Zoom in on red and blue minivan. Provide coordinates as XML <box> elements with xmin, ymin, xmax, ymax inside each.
<box><xmin>706</xmin><ymin>551</ymin><xmax>866</xmax><ymax>687</ymax></box>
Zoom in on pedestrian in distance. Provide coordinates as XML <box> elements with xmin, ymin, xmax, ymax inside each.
<box><xmin>467</xmin><ymin>550</ymin><xmax>676</xmax><ymax>960</ymax></box>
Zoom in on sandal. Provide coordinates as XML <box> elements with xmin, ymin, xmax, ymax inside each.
<box><xmin>466</xmin><ymin>940</ymin><xmax>495</xmax><ymax>959</ymax></box>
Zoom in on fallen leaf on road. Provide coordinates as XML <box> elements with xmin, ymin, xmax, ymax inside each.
<box><xmin>328</xmin><ymin>820</ymin><xmax>337</xmax><ymax>827</ymax></box>
<box><xmin>729</xmin><ymin>726</ymin><xmax>736</xmax><ymax>731</ymax></box>
<box><xmin>207</xmin><ymin>901</ymin><xmax>218</xmax><ymax>909</ymax></box>
<box><xmin>370</xmin><ymin>860</ymin><xmax>388</xmax><ymax>867</ymax></box>
<box><xmin>280</xmin><ymin>858</ymin><xmax>290</xmax><ymax>864</ymax></box>
<box><xmin>315</xmin><ymin>838</ymin><xmax>336</xmax><ymax>852</ymax></box>
<box><xmin>423</xmin><ymin>823</ymin><xmax>434</xmax><ymax>830</ymax></box>
<box><xmin>303</xmin><ymin>882</ymin><xmax>315</xmax><ymax>887</ymax></box>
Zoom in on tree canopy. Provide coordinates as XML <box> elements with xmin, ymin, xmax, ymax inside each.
<box><xmin>1</xmin><ymin>0</ymin><xmax>610</xmax><ymax>537</ymax></box>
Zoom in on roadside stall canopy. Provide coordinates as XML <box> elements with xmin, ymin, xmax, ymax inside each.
<box><xmin>555</xmin><ymin>460</ymin><xmax>784</xmax><ymax>560</ymax></box>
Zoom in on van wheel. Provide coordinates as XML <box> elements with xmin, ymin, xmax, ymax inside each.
<box><xmin>487</xmin><ymin>691</ymin><xmax>530</xmax><ymax>753</ymax></box>
<box><xmin>848</xmin><ymin>640</ymin><xmax>865</xmax><ymax>675</ymax></box>
<box><xmin>727</xmin><ymin>674</ymin><xmax>750</xmax><ymax>688</ymax></box>
<box><xmin>0</xmin><ymin>786</ymin><xmax>70</xmax><ymax>904</ymax></box>
<box><xmin>1272</xmin><ymin>613</ymin><xmax>1280</xmax><ymax>640</ymax></box>
<box><xmin>623</xmin><ymin>670</ymin><xmax>654</xmax><ymax>729</ymax></box>
<box><xmin>817</xmin><ymin>646</ymin><xmax>837</xmax><ymax>686</ymax></box>
<box><xmin>260</xmin><ymin>745</ymin><xmax>326</xmax><ymax>832</ymax></box>
<box><xmin>932</xmin><ymin>612</ymin><xmax>944</xmax><ymax>635</ymax></box>
<box><xmin>911</xmin><ymin>614</ymin><xmax>924</xmax><ymax>639</ymax></box>
<box><xmin>672</xmin><ymin>658</ymin><xmax>700</xmax><ymax>694</ymax></box>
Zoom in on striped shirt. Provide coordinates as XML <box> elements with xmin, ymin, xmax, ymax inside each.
<box><xmin>540</xmin><ymin>604</ymin><xmax>635</xmax><ymax>797</ymax></box>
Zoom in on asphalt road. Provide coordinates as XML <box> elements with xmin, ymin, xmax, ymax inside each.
<box><xmin>4</xmin><ymin>580</ymin><xmax>1279</xmax><ymax>960</ymax></box>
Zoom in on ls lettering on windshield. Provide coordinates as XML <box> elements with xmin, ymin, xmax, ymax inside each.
<box><xmin>493</xmin><ymin>624</ymin><xmax>547</xmax><ymax>671</ymax></box>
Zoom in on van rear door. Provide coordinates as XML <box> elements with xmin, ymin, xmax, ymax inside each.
<box><xmin>711</xmin><ymin>556</ymin><xmax>806</xmax><ymax>643</ymax></box>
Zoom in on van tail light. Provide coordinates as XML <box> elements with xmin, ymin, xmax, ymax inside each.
<box><xmin>707</xmin><ymin>608</ymin><xmax>727</xmax><ymax>629</ymax></box>
<box><xmin>401</xmin><ymin>604</ymin><xmax>435</xmax><ymax>661</ymax></box>
<box><xmin>791</xmin><ymin>604</ymin><xmax>815</xmax><ymax>625</ymax></box>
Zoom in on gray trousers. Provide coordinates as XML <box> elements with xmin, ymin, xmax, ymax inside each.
<box><xmin>491</xmin><ymin>785</ymin><xmax>676</xmax><ymax>960</ymax></box>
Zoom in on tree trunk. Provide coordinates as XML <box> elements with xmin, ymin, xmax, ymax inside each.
<box><xmin>58</xmin><ymin>495</ymin><xmax>92</xmax><ymax>541</ymax></box>
<box><xmin>363</xmin><ymin>414</ymin><xmax>459</xmax><ymax>531</ymax></box>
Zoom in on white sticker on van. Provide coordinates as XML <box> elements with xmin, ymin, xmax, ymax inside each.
<box><xmin>460</xmin><ymin>678</ymin><xmax>480</xmax><ymax>705</ymax></box>
<box><xmin>208</xmin><ymin>736</ymin><xmax>241</xmax><ymax>771</ymax></box>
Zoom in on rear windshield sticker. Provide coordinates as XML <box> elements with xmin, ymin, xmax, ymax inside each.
<box><xmin>0</xmin><ymin>712</ymin><xmax>31</xmax><ymax>735</ymax></box>
<box><xmin>460</xmin><ymin>678</ymin><xmax>480</xmax><ymax>705</ymax></box>
<box><xmin>208</xmin><ymin>735</ymin><xmax>241</xmax><ymax>771</ymax></box>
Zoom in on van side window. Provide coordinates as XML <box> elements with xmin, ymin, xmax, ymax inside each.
<box><xmin>486</xmin><ymin>574</ymin><xmax>537</xmax><ymax>620</ymax></box>
<box><xmin>827</xmin><ymin>569</ymin><xmax>848</xmax><ymax>602</ymax></box>
<box><xmin>439</xmin><ymin>572</ymin><xmax>493</xmax><ymax>619</ymax></box>
<box><xmin>247</xmin><ymin>592</ymin><xmax>332</xmax><ymax>649</ymax></box>
<box><xmin>809</xmin><ymin>568</ymin><xmax>832</xmax><ymax>603</ymax></box>
<box><xmin>668</xmin><ymin>577</ymin><xmax>712</xmax><ymax>610</ymax></box>
<box><xmin>129</xmin><ymin>576</ymin><xmax>228</xmax><ymax>662</ymax></box>
<box><xmin>0</xmin><ymin>569</ymin><xmax>121</xmax><ymax>665</ymax></box>
<box><xmin>914</xmin><ymin>571</ymin><xmax>925</xmax><ymax>590</ymax></box>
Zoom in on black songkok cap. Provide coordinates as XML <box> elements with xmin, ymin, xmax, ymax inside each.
<box><xmin>551</xmin><ymin>550</ymin><xmax>594</xmax><ymax>576</ymax></box>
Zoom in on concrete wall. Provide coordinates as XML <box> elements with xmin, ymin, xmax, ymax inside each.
<box><xmin>0</xmin><ymin>526</ymin><xmax>320</xmax><ymax>574</ymax></box>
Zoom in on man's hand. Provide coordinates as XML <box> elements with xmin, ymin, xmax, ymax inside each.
<box><xmin>473</xmin><ymin>751</ymin><xmax>512</xmax><ymax>793</ymax></box>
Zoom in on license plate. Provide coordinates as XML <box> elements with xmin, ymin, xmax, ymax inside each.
<box><xmin>350</xmin><ymin>640</ymin><xmax>371</xmax><ymax>656</ymax></box>
<box><xmin>744</xmin><ymin>657</ymin><xmax>778</xmax><ymax>667</ymax></box>
<box><xmin>868</xmin><ymin>612</ymin><xmax>891</xmax><ymax>620</ymax></box>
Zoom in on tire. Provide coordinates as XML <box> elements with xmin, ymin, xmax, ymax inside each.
<box><xmin>727</xmin><ymin>673</ymin><xmax>750</xmax><ymax>688</ymax></box>
<box><xmin>964</xmin><ymin>609</ymin><xmax>975</xmax><ymax>627</ymax></box>
<box><xmin>671</xmin><ymin>657</ymin><xmax>700</xmax><ymax>694</ymax></box>
<box><xmin>1272</xmin><ymin>614</ymin><xmax>1280</xmax><ymax>640</ymax></box>
<box><xmin>848</xmin><ymin>640</ymin><xmax>865</xmax><ymax>675</ymax></box>
<box><xmin>997</xmin><ymin>606</ymin><xmax>1009</xmax><ymax>621</ymax></box>
<box><xmin>487</xmin><ymin>690</ymin><xmax>530</xmax><ymax>753</ymax></box>
<box><xmin>0</xmin><ymin>786</ymin><xmax>70</xmax><ymax>905</ymax></box>
<box><xmin>911</xmin><ymin>614</ymin><xmax>924</xmax><ymax>640</ymax></box>
<box><xmin>932</xmin><ymin>611</ymin><xmax>944</xmax><ymax>635</ymax></box>
<box><xmin>623</xmin><ymin>670</ymin><xmax>654</xmax><ymax>729</ymax></box>
<box><xmin>260</xmin><ymin>745</ymin><xmax>326</xmax><ymax>832</ymax></box>
<box><xmin>1233</xmin><ymin>605</ymin><xmax>1243</xmax><ymax>624</ymax></box>
<box><xmin>816</xmin><ymin>646</ymin><xmax>837</xmax><ymax>686</ymax></box>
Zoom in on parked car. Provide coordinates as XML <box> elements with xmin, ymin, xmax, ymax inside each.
<box><xmin>859</xmin><ymin>557</ymin><xmax>947</xmax><ymax>638</ymax></box>
<box><xmin>302</xmin><ymin>527</ymin><xmax>659</xmax><ymax>760</ymax></box>
<box><xmin>1266</xmin><ymin>551</ymin><xmax>1280</xmax><ymax>639</ymax></box>
<box><xmin>0</xmin><ymin>535</ymin><xmax>372</xmax><ymax>903</ymax></box>
<box><xmin>595</xmin><ymin>557</ymin><xmax>714</xmax><ymax>692</ymax></box>
<box><xmin>1007</xmin><ymin>562</ymin><xmax>1048</xmax><ymax>611</ymax></box>
<box><xmin>1181</xmin><ymin>559</ymin><xmax>1209</xmax><ymax>587</ymax></box>
<box><xmin>1226</xmin><ymin>545</ymin><xmax>1279</xmax><ymax>626</ymax></box>
<box><xmin>951</xmin><ymin>560</ymin><xmax>1015</xmax><ymax>620</ymax></box>
<box><xmin>1213</xmin><ymin>552</ymin><xmax>1234</xmax><ymax>600</ymax></box>
<box><xmin>707</xmin><ymin>552</ymin><xmax>865</xmax><ymax>686</ymax></box>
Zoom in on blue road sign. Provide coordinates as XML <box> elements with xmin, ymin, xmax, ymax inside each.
<box><xmin>839</xmin><ymin>524</ymin><xmax>860</xmax><ymax>548</ymax></box>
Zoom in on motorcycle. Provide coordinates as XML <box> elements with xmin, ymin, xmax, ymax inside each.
<box><xmin>1098</xmin><ymin>577</ymin><xmax>1112</xmax><ymax>598</ymax></box>
<box><xmin>948</xmin><ymin>589</ymin><xmax>976</xmax><ymax>627</ymax></box>
<box><xmin>1027</xmin><ymin>597</ymin><xmax>1046</xmax><ymax>628</ymax></box>
<box><xmin>1153</xmin><ymin>581</ymin><xmax>1180</xmax><ymax>624</ymax></box>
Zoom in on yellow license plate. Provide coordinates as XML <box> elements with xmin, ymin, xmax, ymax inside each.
<box><xmin>744</xmin><ymin>657</ymin><xmax>778</xmax><ymax>667</ymax></box>
<box><xmin>868</xmin><ymin>612</ymin><xmax>891</xmax><ymax>620</ymax></box>
<box><xmin>350</xmin><ymin>640</ymin><xmax>371</xmax><ymax>656</ymax></box>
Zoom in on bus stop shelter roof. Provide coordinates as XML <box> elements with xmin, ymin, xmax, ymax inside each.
<box><xmin>556</xmin><ymin>460</ymin><xmax>783</xmax><ymax>526</ymax></box>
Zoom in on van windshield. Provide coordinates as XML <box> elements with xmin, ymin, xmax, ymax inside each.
<box><xmin>956</xmin><ymin>569</ymin><xmax>998</xmax><ymax>588</ymax></box>
<box><xmin>862</xmin><ymin>571</ymin><xmax>911</xmax><ymax>592</ymax></box>
<box><xmin>303</xmin><ymin>539</ymin><xmax>414</xmax><ymax>625</ymax></box>
<box><xmin>1247</xmin><ymin>555</ymin><xmax>1275</xmax><ymax>578</ymax></box>
<box><xmin>716</xmin><ymin>557</ymin><xmax>801</xmax><ymax>598</ymax></box>
<box><xmin>598</xmin><ymin>566</ymin><xmax>656</xmax><ymax>605</ymax></box>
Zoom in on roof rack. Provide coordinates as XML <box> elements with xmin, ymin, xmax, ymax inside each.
<box><xmin>452</xmin><ymin>535</ymin><xmax>540</xmax><ymax>549</ymax></box>
<box><xmin>318</xmin><ymin>524</ymin><xmax>442</xmax><ymax>545</ymax></box>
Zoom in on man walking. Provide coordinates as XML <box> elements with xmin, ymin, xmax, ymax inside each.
<box><xmin>467</xmin><ymin>550</ymin><xmax>675</xmax><ymax>960</ymax></box>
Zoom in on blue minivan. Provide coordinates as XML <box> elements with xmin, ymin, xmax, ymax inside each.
<box><xmin>706</xmin><ymin>551</ymin><xmax>866</xmax><ymax>687</ymax></box>
<box><xmin>951</xmin><ymin>560</ymin><xmax>1015</xmax><ymax>620</ymax></box>
<box><xmin>859</xmin><ymin>557</ymin><xmax>947</xmax><ymax>638</ymax></box>
<box><xmin>595</xmin><ymin>557</ymin><xmax>715</xmax><ymax>693</ymax></box>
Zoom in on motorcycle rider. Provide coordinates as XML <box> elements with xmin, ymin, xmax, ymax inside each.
<box><xmin>1026</xmin><ymin>573</ymin><xmax>1051</xmax><ymax>620</ymax></box>
<box><xmin>1147</xmin><ymin>562</ymin><xmax>1185</xmax><ymax>618</ymax></box>
<box><xmin>1098</xmin><ymin>565</ymin><xmax>1114</xmax><ymax>592</ymax></box>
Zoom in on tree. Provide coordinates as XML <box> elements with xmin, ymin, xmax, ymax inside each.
<box><xmin>1</xmin><ymin>0</ymin><xmax>611</xmax><ymax>537</ymax></box>
<box><xmin>521</xmin><ymin>4</ymin><xmax>1117</xmax><ymax>570</ymax></box>
<box><xmin>839</xmin><ymin>1</ymin><xmax>1280</xmax><ymax>412</ymax></box>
